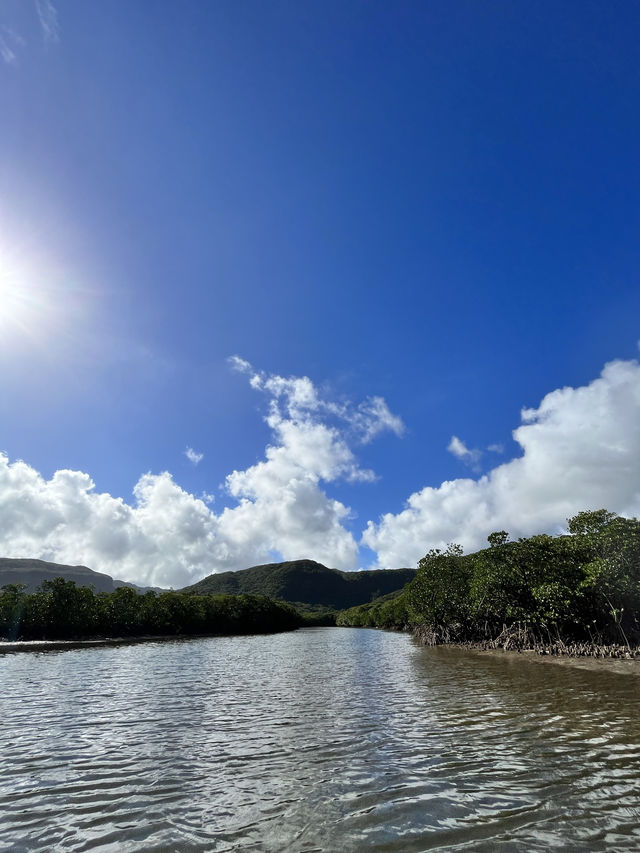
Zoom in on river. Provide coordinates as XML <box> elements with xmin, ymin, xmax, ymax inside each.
<box><xmin>1</xmin><ymin>627</ymin><xmax>640</xmax><ymax>851</ymax></box>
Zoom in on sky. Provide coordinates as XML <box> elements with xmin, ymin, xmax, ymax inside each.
<box><xmin>0</xmin><ymin>1</ymin><xmax>639</xmax><ymax>588</ymax></box>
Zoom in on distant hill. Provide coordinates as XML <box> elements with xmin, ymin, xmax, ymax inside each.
<box><xmin>182</xmin><ymin>559</ymin><xmax>417</xmax><ymax>611</ymax></box>
<box><xmin>0</xmin><ymin>558</ymin><xmax>157</xmax><ymax>594</ymax></box>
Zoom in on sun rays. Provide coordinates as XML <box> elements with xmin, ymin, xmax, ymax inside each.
<box><xmin>0</xmin><ymin>239</ymin><xmax>91</xmax><ymax>355</ymax></box>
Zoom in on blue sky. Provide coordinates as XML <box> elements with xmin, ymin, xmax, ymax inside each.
<box><xmin>1</xmin><ymin>1</ymin><xmax>639</xmax><ymax>587</ymax></box>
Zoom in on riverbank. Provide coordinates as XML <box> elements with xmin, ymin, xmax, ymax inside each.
<box><xmin>412</xmin><ymin>623</ymin><xmax>640</xmax><ymax>664</ymax></box>
<box><xmin>411</xmin><ymin>631</ymin><xmax>640</xmax><ymax>675</ymax></box>
<box><xmin>442</xmin><ymin>644</ymin><xmax>640</xmax><ymax>676</ymax></box>
<box><xmin>0</xmin><ymin>629</ymin><xmax>296</xmax><ymax>654</ymax></box>
<box><xmin>0</xmin><ymin>635</ymin><xmax>211</xmax><ymax>654</ymax></box>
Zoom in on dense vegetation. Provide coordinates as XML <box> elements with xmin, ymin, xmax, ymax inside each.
<box><xmin>183</xmin><ymin>559</ymin><xmax>416</xmax><ymax>612</ymax></box>
<box><xmin>338</xmin><ymin>511</ymin><xmax>640</xmax><ymax>652</ymax></box>
<box><xmin>336</xmin><ymin>589</ymin><xmax>409</xmax><ymax>629</ymax></box>
<box><xmin>6</xmin><ymin>509</ymin><xmax>638</xmax><ymax>652</ymax></box>
<box><xmin>0</xmin><ymin>580</ymin><xmax>301</xmax><ymax>641</ymax></box>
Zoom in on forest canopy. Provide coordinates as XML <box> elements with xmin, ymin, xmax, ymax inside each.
<box><xmin>0</xmin><ymin>582</ymin><xmax>301</xmax><ymax>641</ymax></box>
<box><xmin>338</xmin><ymin>510</ymin><xmax>640</xmax><ymax>650</ymax></box>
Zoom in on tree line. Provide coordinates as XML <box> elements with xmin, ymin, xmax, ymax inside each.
<box><xmin>5</xmin><ymin>509</ymin><xmax>638</xmax><ymax>649</ymax></box>
<box><xmin>337</xmin><ymin>510</ymin><xmax>640</xmax><ymax>651</ymax></box>
<box><xmin>0</xmin><ymin>580</ymin><xmax>302</xmax><ymax>641</ymax></box>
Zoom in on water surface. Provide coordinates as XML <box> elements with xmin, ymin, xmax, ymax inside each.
<box><xmin>1</xmin><ymin>627</ymin><xmax>640</xmax><ymax>851</ymax></box>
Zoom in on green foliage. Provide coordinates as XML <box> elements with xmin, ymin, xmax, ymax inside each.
<box><xmin>182</xmin><ymin>559</ymin><xmax>416</xmax><ymax>611</ymax></box>
<box><xmin>301</xmin><ymin>611</ymin><xmax>338</xmax><ymax>626</ymax></box>
<box><xmin>576</xmin><ymin>515</ymin><xmax>640</xmax><ymax>644</ymax></box>
<box><xmin>336</xmin><ymin>588</ymin><xmax>409</xmax><ymax>629</ymax></box>
<box><xmin>567</xmin><ymin>509</ymin><xmax>617</xmax><ymax>537</ymax></box>
<box><xmin>338</xmin><ymin>510</ymin><xmax>640</xmax><ymax>649</ymax></box>
<box><xmin>0</xmin><ymin>581</ymin><xmax>302</xmax><ymax>641</ymax></box>
<box><xmin>406</xmin><ymin>544</ymin><xmax>470</xmax><ymax>638</ymax></box>
<box><xmin>0</xmin><ymin>583</ymin><xmax>27</xmax><ymax>640</ymax></box>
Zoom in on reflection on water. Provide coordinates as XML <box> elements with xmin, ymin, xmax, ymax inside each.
<box><xmin>1</xmin><ymin>628</ymin><xmax>640</xmax><ymax>851</ymax></box>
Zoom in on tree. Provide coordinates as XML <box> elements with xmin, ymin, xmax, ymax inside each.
<box><xmin>567</xmin><ymin>509</ymin><xmax>616</xmax><ymax>537</ymax></box>
<box><xmin>406</xmin><ymin>544</ymin><xmax>470</xmax><ymax>639</ymax></box>
<box><xmin>0</xmin><ymin>583</ymin><xmax>27</xmax><ymax>640</ymax></box>
<box><xmin>487</xmin><ymin>531</ymin><xmax>509</xmax><ymax>547</ymax></box>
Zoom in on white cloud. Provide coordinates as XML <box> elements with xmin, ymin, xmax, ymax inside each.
<box><xmin>363</xmin><ymin>358</ymin><xmax>640</xmax><ymax>568</ymax></box>
<box><xmin>487</xmin><ymin>443</ymin><xmax>504</xmax><ymax>454</ymax></box>
<box><xmin>35</xmin><ymin>0</ymin><xmax>59</xmax><ymax>43</ymax></box>
<box><xmin>4</xmin><ymin>355</ymin><xmax>638</xmax><ymax>585</ymax></box>
<box><xmin>230</xmin><ymin>356</ymin><xmax>405</xmax><ymax>445</ymax></box>
<box><xmin>228</xmin><ymin>355</ymin><xmax>252</xmax><ymax>374</ymax></box>
<box><xmin>447</xmin><ymin>435</ymin><xmax>482</xmax><ymax>470</ymax></box>
<box><xmin>185</xmin><ymin>446</ymin><xmax>204</xmax><ymax>465</ymax></box>
<box><xmin>0</xmin><ymin>361</ymin><xmax>402</xmax><ymax>586</ymax></box>
<box><xmin>0</xmin><ymin>452</ymin><xmax>357</xmax><ymax>589</ymax></box>
<box><xmin>353</xmin><ymin>396</ymin><xmax>405</xmax><ymax>443</ymax></box>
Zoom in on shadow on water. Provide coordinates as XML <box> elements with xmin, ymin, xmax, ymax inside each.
<box><xmin>1</xmin><ymin>627</ymin><xmax>639</xmax><ymax>851</ymax></box>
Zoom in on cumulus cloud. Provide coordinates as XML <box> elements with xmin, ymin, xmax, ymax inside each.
<box><xmin>363</xmin><ymin>358</ymin><xmax>640</xmax><ymax>568</ymax></box>
<box><xmin>0</xmin><ymin>361</ymin><xmax>402</xmax><ymax>586</ymax></box>
<box><xmin>184</xmin><ymin>446</ymin><xmax>204</xmax><ymax>465</ymax></box>
<box><xmin>0</xmin><ymin>460</ymin><xmax>219</xmax><ymax>589</ymax></box>
<box><xmin>4</xmin><ymin>355</ymin><xmax>639</xmax><ymax>585</ymax></box>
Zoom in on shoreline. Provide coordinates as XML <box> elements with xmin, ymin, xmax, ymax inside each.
<box><xmin>0</xmin><ymin>629</ymin><xmax>296</xmax><ymax>654</ymax></box>
<box><xmin>6</xmin><ymin>628</ymin><xmax>640</xmax><ymax>675</ymax></box>
<box><xmin>429</xmin><ymin>642</ymin><xmax>640</xmax><ymax>676</ymax></box>
<box><xmin>0</xmin><ymin>635</ymin><xmax>215</xmax><ymax>654</ymax></box>
<box><xmin>411</xmin><ymin>624</ymin><xmax>640</xmax><ymax>670</ymax></box>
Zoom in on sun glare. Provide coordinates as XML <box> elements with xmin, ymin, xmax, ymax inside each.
<box><xmin>0</xmin><ymin>261</ymin><xmax>32</xmax><ymax>335</ymax></box>
<box><xmin>0</xmin><ymin>243</ymin><xmax>61</xmax><ymax>345</ymax></box>
<box><xmin>0</xmin><ymin>236</ymin><xmax>95</xmax><ymax>363</ymax></box>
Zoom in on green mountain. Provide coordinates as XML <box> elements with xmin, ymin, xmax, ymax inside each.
<box><xmin>0</xmin><ymin>558</ymin><xmax>157</xmax><ymax>594</ymax></box>
<box><xmin>182</xmin><ymin>559</ymin><xmax>416</xmax><ymax>611</ymax></box>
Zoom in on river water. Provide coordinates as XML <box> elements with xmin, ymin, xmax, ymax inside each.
<box><xmin>1</xmin><ymin>627</ymin><xmax>640</xmax><ymax>852</ymax></box>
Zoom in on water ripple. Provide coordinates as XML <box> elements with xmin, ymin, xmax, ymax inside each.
<box><xmin>1</xmin><ymin>629</ymin><xmax>640</xmax><ymax>851</ymax></box>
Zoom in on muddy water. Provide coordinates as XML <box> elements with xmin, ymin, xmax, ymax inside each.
<box><xmin>1</xmin><ymin>627</ymin><xmax>639</xmax><ymax>851</ymax></box>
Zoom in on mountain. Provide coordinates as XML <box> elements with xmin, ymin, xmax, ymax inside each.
<box><xmin>0</xmin><ymin>557</ymin><xmax>416</xmax><ymax>610</ymax></box>
<box><xmin>0</xmin><ymin>558</ymin><xmax>157</xmax><ymax>594</ymax></box>
<box><xmin>181</xmin><ymin>559</ymin><xmax>417</xmax><ymax>611</ymax></box>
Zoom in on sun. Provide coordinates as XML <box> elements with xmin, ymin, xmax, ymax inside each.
<box><xmin>0</xmin><ymin>249</ymin><xmax>39</xmax><ymax>336</ymax></box>
<box><xmin>0</xmin><ymin>236</ymin><xmax>91</xmax><ymax>357</ymax></box>
<box><xmin>0</xmin><ymin>242</ymin><xmax>62</xmax><ymax>344</ymax></box>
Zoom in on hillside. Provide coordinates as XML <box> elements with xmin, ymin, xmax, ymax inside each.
<box><xmin>0</xmin><ymin>558</ymin><xmax>155</xmax><ymax>594</ymax></box>
<box><xmin>182</xmin><ymin>559</ymin><xmax>416</xmax><ymax>611</ymax></box>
